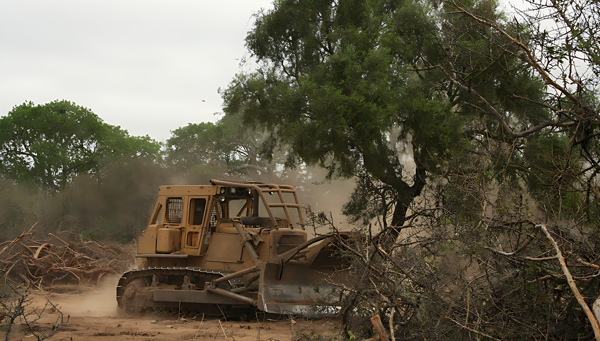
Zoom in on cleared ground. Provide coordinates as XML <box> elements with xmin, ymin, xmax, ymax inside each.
<box><xmin>3</xmin><ymin>278</ymin><xmax>343</xmax><ymax>341</ymax></box>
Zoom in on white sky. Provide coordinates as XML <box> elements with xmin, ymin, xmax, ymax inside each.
<box><xmin>0</xmin><ymin>0</ymin><xmax>274</xmax><ymax>142</ymax></box>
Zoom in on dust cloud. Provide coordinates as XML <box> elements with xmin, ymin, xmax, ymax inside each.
<box><xmin>0</xmin><ymin>157</ymin><xmax>358</xmax><ymax>244</ymax></box>
<box><xmin>253</xmin><ymin>167</ymin><xmax>357</xmax><ymax>236</ymax></box>
<box><xmin>299</xmin><ymin>177</ymin><xmax>356</xmax><ymax>234</ymax></box>
<box><xmin>47</xmin><ymin>275</ymin><xmax>121</xmax><ymax>317</ymax></box>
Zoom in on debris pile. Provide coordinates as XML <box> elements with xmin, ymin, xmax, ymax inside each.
<box><xmin>0</xmin><ymin>232</ymin><xmax>134</xmax><ymax>290</ymax></box>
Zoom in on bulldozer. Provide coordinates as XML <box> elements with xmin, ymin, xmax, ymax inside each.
<box><xmin>117</xmin><ymin>179</ymin><xmax>349</xmax><ymax>316</ymax></box>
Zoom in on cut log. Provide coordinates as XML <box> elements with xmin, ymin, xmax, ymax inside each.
<box><xmin>370</xmin><ymin>313</ymin><xmax>389</xmax><ymax>341</ymax></box>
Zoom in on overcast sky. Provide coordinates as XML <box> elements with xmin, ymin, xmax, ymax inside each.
<box><xmin>0</xmin><ymin>0</ymin><xmax>274</xmax><ymax>142</ymax></box>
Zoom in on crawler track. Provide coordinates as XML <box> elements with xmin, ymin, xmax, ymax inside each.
<box><xmin>117</xmin><ymin>267</ymin><xmax>243</xmax><ymax>315</ymax></box>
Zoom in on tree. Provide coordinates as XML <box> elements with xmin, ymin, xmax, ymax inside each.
<box><xmin>0</xmin><ymin>100</ymin><xmax>161</xmax><ymax>191</ymax></box>
<box><xmin>165</xmin><ymin>113</ymin><xmax>312</xmax><ymax>184</ymax></box>
<box><xmin>221</xmin><ymin>0</ymin><xmax>545</xmax><ymax>231</ymax></box>
<box><xmin>166</xmin><ymin>114</ymin><xmax>273</xmax><ymax>176</ymax></box>
<box><xmin>224</xmin><ymin>0</ymin><xmax>424</xmax><ymax>229</ymax></box>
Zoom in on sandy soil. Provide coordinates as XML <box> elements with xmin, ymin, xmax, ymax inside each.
<box><xmin>3</xmin><ymin>277</ymin><xmax>344</xmax><ymax>341</ymax></box>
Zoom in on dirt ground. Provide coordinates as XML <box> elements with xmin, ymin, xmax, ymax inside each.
<box><xmin>3</xmin><ymin>276</ymin><xmax>344</xmax><ymax>341</ymax></box>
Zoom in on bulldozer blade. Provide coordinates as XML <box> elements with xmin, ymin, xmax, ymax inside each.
<box><xmin>258</xmin><ymin>262</ymin><xmax>346</xmax><ymax>315</ymax></box>
<box><xmin>257</xmin><ymin>235</ymin><xmax>351</xmax><ymax>315</ymax></box>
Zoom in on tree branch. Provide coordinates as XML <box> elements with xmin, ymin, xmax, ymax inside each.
<box><xmin>445</xmin><ymin>0</ymin><xmax>592</xmax><ymax>117</ymax></box>
<box><xmin>538</xmin><ymin>223</ymin><xmax>600</xmax><ymax>341</ymax></box>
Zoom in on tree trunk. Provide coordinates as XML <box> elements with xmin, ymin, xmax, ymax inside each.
<box><xmin>362</xmin><ymin>143</ymin><xmax>427</xmax><ymax>233</ymax></box>
<box><xmin>389</xmin><ymin>153</ymin><xmax>427</xmax><ymax>229</ymax></box>
<box><xmin>391</xmin><ymin>199</ymin><xmax>408</xmax><ymax>228</ymax></box>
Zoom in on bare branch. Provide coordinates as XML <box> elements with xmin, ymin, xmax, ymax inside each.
<box><xmin>447</xmin><ymin>317</ymin><xmax>502</xmax><ymax>341</ymax></box>
<box><xmin>538</xmin><ymin>224</ymin><xmax>600</xmax><ymax>340</ymax></box>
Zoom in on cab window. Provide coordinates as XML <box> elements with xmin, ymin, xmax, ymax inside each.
<box><xmin>189</xmin><ymin>198</ymin><xmax>207</xmax><ymax>226</ymax></box>
<box><xmin>165</xmin><ymin>197</ymin><xmax>183</xmax><ymax>224</ymax></box>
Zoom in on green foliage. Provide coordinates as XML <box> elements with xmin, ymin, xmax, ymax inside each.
<box><xmin>226</xmin><ymin>0</ymin><xmax>446</xmax><ymax>176</ymax></box>
<box><xmin>166</xmin><ymin>114</ymin><xmax>272</xmax><ymax>177</ymax></box>
<box><xmin>521</xmin><ymin>134</ymin><xmax>584</xmax><ymax>216</ymax></box>
<box><xmin>222</xmin><ymin>0</ymin><xmax>551</xmax><ymax>227</ymax></box>
<box><xmin>343</xmin><ymin>171</ymin><xmax>396</xmax><ymax>227</ymax></box>
<box><xmin>223</xmin><ymin>0</ymin><xmax>451</xmax><ymax>226</ymax></box>
<box><xmin>0</xmin><ymin>100</ymin><xmax>162</xmax><ymax>191</ymax></box>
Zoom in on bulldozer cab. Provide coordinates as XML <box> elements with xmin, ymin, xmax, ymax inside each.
<box><xmin>210</xmin><ymin>180</ymin><xmax>305</xmax><ymax>229</ymax></box>
<box><xmin>139</xmin><ymin>180</ymin><xmax>306</xmax><ymax>256</ymax></box>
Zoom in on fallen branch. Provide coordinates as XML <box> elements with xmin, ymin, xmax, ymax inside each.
<box><xmin>538</xmin><ymin>224</ymin><xmax>600</xmax><ymax>341</ymax></box>
<box><xmin>0</xmin><ymin>233</ymin><xmax>30</xmax><ymax>257</ymax></box>
<box><xmin>389</xmin><ymin>307</ymin><xmax>396</xmax><ymax>341</ymax></box>
<box><xmin>577</xmin><ymin>257</ymin><xmax>600</xmax><ymax>270</ymax></box>
<box><xmin>1</xmin><ymin>233</ymin><xmax>133</xmax><ymax>289</ymax></box>
<box><xmin>218</xmin><ymin>319</ymin><xmax>228</xmax><ymax>340</ymax></box>
<box><xmin>33</xmin><ymin>243</ymin><xmax>51</xmax><ymax>259</ymax></box>
<box><xmin>484</xmin><ymin>229</ymin><xmax>538</xmax><ymax>256</ymax></box>
<box><xmin>370</xmin><ymin>313</ymin><xmax>389</xmax><ymax>341</ymax></box>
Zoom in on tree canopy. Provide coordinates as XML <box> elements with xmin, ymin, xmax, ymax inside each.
<box><xmin>221</xmin><ymin>0</ymin><xmax>550</xmax><ymax>228</ymax></box>
<box><xmin>0</xmin><ymin>100</ymin><xmax>161</xmax><ymax>191</ymax></box>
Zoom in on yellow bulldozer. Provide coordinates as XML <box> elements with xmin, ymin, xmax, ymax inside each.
<box><xmin>117</xmin><ymin>180</ymin><xmax>348</xmax><ymax>315</ymax></box>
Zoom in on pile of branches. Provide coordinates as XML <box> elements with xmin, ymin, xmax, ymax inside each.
<box><xmin>312</xmin><ymin>211</ymin><xmax>600</xmax><ymax>340</ymax></box>
<box><xmin>0</xmin><ymin>232</ymin><xmax>134</xmax><ymax>290</ymax></box>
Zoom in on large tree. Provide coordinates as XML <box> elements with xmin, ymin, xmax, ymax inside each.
<box><xmin>221</xmin><ymin>0</ymin><xmax>544</xmax><ymax>230</ymax></box>
<box><xmin>0</xmin><ymin>100</ymin><xmax>161</xmax><ymax>191</ymax></box>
